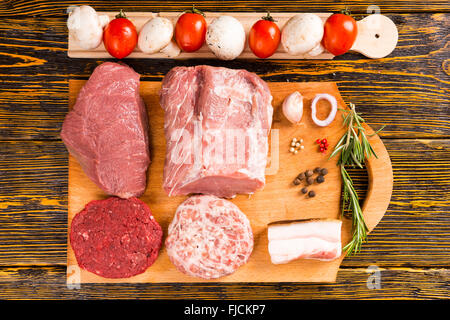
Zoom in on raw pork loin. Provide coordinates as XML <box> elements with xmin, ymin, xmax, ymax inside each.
<box><xmin>61</xmin><ymin>62</ymin><xmax>150</xmax><ymax>198</ymax></box>
<box><xmin>159</xmin><ymin>65</ymin><xmax>273</xmax><ymax>198</ymax></box>
<box><xmin>165</xmin><ymin>195</ymin><xmax>253</xmax><ymax>279</ymax></box>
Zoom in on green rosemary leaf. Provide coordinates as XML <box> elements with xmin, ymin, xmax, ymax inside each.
<box><xmin>329</xmin><ymin>143</ymin><xmax>345</xmax><ymax>160</ymax></box>
<box><xmin>369</xmin><ymin>125</ymin><xmax>386</xmax><ymax>137</ymax></box>
<box><xmin>351</xmin><ymin>152</ymin><xmax>363</xmax><ymax>168</ymax></box>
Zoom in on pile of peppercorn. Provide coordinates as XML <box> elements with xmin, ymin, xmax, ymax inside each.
<box><xmin>293</xmin><ymin>167</ymin><xmax>328</xmax><ymax>198</ymax></box>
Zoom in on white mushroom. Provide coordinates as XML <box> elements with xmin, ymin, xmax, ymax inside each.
<box><xmin>160</xmin><ymin>40</ymin><xmax>181</xmax><ymax>58</ymax></box>
<box><xmin>307</xmin><ymin>42</ymin><xmax>325</xmax><ymax>57</ymax></box>
<box><xmin>138</xmin><ymin>17</ymin><xmax>179</xmax><ymax>57</ymax></box>
<box><xmin>206</xmin><ymin>16</ymin><xmax>245</xmax><ymax>60</ymax></box>
<box><xmin>281</xmin><ymin>13</ymin><xmax>324</xmax><ymax>55</ymax></box>
<box><xmin>67</xmin><ymin>5</ymin><xmax>109</xmax><ymax>50</ymax></box>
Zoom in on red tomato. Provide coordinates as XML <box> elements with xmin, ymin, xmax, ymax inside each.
<box><xmin>322</xmin><ymin>13</ymin><xmax>357</xmax><ymax>56</ymax></box>
<box><xmin>175</xmin><ymin>8</ymin><xmax>207</xmax><ymax>52</ymax></box>
<box><xmin>103</xmin><ymin>10</ymin><xmax>138</xmax><ymax>59</ymax></box>
<box><xmin>248</xmin><ymin>14</ymin><xmax>281</xmax><ymax>59</ymax></box>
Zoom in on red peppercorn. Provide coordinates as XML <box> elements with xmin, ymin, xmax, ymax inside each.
<box><xmin>316</xmin><ymin>137</ymin><xmax>329</xmax><ymax>154</ymax></box>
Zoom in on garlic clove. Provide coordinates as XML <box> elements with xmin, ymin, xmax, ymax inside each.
<box><xmin>282</xmin><ymin>91</ymin><xmax>304</xmax><ymax>124</ymax></box>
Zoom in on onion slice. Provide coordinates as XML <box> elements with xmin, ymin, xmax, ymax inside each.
<box><xmin>311</xmin><ymin>93</ymin><xmax>338</xmax><ymax>127</ymax></box>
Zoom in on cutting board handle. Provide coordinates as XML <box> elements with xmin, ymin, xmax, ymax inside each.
<box><xmin>361</xmin><ymin>125</ymin><xmax>393</xmax><ymax>232</ymax></box>
<box><xmin>351</xmin><ymin>14</ymin><xmax>399</xmax><ymax>59</ymax></box>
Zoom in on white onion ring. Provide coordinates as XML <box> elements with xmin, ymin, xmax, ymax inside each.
<box><xmin>311</xmin><ymin>93</ymin><xmax>338</xmax><ymax>127</ymax></box>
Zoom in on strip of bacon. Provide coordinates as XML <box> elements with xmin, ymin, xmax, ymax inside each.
<box><xmin>268</xmin><ymin>218</ymin><xmax>342</xmax><ymax>264</ymax></box>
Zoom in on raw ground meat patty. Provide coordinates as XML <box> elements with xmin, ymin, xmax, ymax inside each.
<box><xmin>165</xmin><ymin>195</ymin><xmax>253</xmax><ymax>279</ymax></box>
<box><xmin>70</xmin><ymin>197</ymin><xmax>162</xmax><ymax>279</ymax></box>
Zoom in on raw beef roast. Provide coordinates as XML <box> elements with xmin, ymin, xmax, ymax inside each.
<box><xmin>70</xmin><ymin>197</ymin><xmax>162</xmax><ymax>279</ymax></box>
<box><xmin>61</xmin><ymin>62</ymin><xmax>150</xmax><ymax>198</ymax></box>
<box><xmin>159</xmin><ymin>65</ymin><xmax>273</xmax><ymax>198</ymax></box>
<box><xmin>165</xmin><ymin>195</ymin><xmax>253</xmax><ymax>279</ymax></box>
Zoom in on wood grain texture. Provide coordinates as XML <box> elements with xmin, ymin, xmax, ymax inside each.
<box><xmin>0</xmin><ymin>266</ymin><xmax>448</xmax><ymax>299</ymax></box>
<box><xmin>0</xmin><ymin>0</ymin><xmax>448</xmax><ymax>299</ymax></box>
<box><xmin>0</xmin><ymin>139</ymin><xmax>448</xmax><ymax>267</ymax></box>
<box><xmin>1</xmin><ymin>0</ymin><xmax>449</xmax><ymax>17</ymax></box>
<box><xmin>0</xmin><ymin>13</ymin><xmax>448</xmax><ymax>140</ymax></box>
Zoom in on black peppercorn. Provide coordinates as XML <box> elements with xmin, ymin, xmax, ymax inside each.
<box><xmin>301</xmin><ymin>187</ymin><xmax>308</xmax><ymax>194</ymax></box>
<box><xmin>308</xmin><ymin>190</ymin><xmax>316</xmax><ymax>197</ymax></box>
<box><xmin>321</xmin><ymin>168</ymin><xmax>328</xmax><ymax>176</ymax></box>
<box><xmin>316</xmin><ymin>175</ymin><xmax>325</xmax><ymax>183</ymax></box>
<box><xmin>314</xmin><ymin>167</ymin><xmax>321</xmax><ymax>173</ymax></box>
<box><xmin>297</xmin><ymin>172</ymin><xmax>306</xmax><ymax>180</ymax></box>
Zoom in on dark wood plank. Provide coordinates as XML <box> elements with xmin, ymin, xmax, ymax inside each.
<box><xmin>0</xmin><ymin>139</ymin><xmax>448</xmax><ymax>267</ymax></box>
<box><xmin>344</xmin><ymin>139</ymin><xmax>450</xmax><ymax>267</ymax></box>
<box><xmin>0</xmin><ymin>13</ymin><xmax>448</xmax><ymax>140</ymax></box>
<box><xmin>0</xmin><ymin>141</ymin><xmax>67</xmax><ymax>265</ymax></box>
<box><xmin>0</xmin><ymin>265</ymin><xmax>448</xmax><ymax>299</ymax></box>
<box><xmin>0</xmin><ymin>0</ymin><xmax>449</xmax><ymax>17</ymax></box>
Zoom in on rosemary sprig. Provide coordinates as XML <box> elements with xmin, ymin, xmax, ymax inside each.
<box><xmin>340</xmin><ymin>165</ymin><xmax>367</xmax><ymax>255</ymax></box>
<box><xmin>330</xmin><ymin>103</ymin><xmax>384</xmax><ymax>256</ymax></box>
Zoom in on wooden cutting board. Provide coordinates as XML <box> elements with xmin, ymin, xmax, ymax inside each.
<box><xmin>66</xmin><ymin>80</ymin><xmax>393</xmax><ymax>284</ymax></box>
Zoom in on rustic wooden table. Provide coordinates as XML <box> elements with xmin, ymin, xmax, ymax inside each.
<box><xmin>0</xmin><ymin>0</ymin><xmax>448</xmax><ymax>299</ymax></box>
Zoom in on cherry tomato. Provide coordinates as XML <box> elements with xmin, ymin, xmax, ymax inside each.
<box><xmin>322</xmin><ymin>13</ymin><xmax>357</xmax><ymax>56</ymax></box>
<box><xmin>175</xmin><ymin>6</ymin><xmax>207</xmax><ymax>52</ymax></box>
<box><xmin>248</xmin><ymin>13</ymin><xmax>281</xmax><ymax>59</ymax></box>
<box><xmin>103</xmin><ymin>10</ymin><xmax>138</xmax><ymax>59</ymax></box>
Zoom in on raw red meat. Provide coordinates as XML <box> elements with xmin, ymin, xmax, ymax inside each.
<box><xmin>70</xmin><ymin>197</ymin><xmax>162</xmax><ymax>279</ymax></box>
<box><xmin>159</xmin><ymin>65</ymin><xmax>273</xmax><ymax>198</ymax></box>
<box><xmin>165</xmin><ymin>195</ymin><xmax>253</xmax><ymax>279</ymax></box>
<box><xmin>61</xmin><ymin>62</ymin><xmax>150</xmax><ymax>198</ymax></box>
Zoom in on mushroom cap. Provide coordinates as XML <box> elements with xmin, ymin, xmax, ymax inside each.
<box><xmin>138</xmin><ymin>17</ymin><xmax>174</xmax><ymax>54</ymax></box>
<box><xmin>281</xmin><ymin>13</ymin><xmax>324</xmax><ymax>55</ymax></box>
<box><xmin>160</xmin><ymin>40</ymin><xmax>181</xmax><ymax>58</ymax></box>
<box><xmin>67</xmin><ymin>5</ymin><xmax>97</xmax><ymax>30</ymax></box>
<box><xmin>67</xmin><ymin>5</ymin><xmax>107</xmax><ymax>50</ymax></box>
<box><xmin>308</xmin><ymin>42</ymin><xmax>325</xmax><ymax>56</ymax></box>
<box><xmin>206</xmin><ymin>16</ymin><xmax>245</xmax><ymax>60</ymax></box>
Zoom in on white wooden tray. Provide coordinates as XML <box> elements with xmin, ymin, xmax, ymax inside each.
<box><xmin>67</xmin><ymin>12</ymin><xmax>398</xmax><ymax>59</ymax></box>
